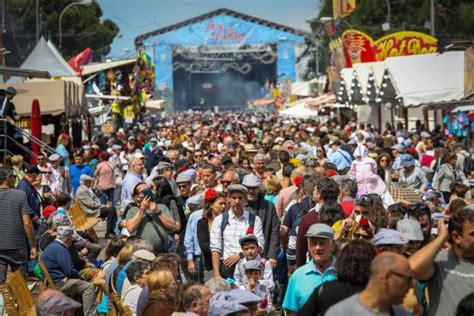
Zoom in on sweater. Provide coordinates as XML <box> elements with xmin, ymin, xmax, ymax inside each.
<box><xmin>41</xmin><ymin>240</ymin><xmax>81</xmax><ymax>283</ymax></box>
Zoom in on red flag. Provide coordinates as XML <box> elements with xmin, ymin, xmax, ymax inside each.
<box><xmin>67</xmin><ymin>48</ymin><xmax>93</xmax><ymax>75</ymax></box>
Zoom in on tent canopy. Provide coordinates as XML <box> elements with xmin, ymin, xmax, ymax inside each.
<box><xmin>0</xmin><ymin>80</ymin><xmax>86</xmax><ymax>117</ymax></box>
<box><xmin>280</xmin><ymin>97</ymin><xmax>319</xmax><ymax>119</ymax></box>
<box><xmin>7</xmin><ymin>37</ymin><xmax>76</xmax><ymax>83</ymax></box>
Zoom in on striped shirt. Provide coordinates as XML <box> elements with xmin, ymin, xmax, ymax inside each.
<box><xmin>210</xmin><ymin>209</ymin><xmax>264</xmax><ymax>259</ymax></box>
<box><xmin>0</xmin><ymin>189</ymin><xmax>31</xmax><ymax>250</ymax></box>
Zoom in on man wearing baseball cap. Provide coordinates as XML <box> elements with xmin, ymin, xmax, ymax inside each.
<box><xmin>283</xmin><ymin>223</ymin><xmax>337</xmax><ymax>314</ymax></box>
<box><xmin>398</xmin><ymin>155</ymin><xmax>427</xmax><ymax>191</ymax></box>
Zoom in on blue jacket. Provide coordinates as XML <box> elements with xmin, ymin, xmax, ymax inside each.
<box><xmin>41</xmin><ymin>240</ymin><xmax>81</xmax><ymax>283</ymax></box>
<box><xmin>69</xmin><ymin>164</ymin><xmax>93</xmax><ymax>194</ymax></box>
<box><xmin>16</xmin><ymin>178</ymin><xmax>41</xmax><ymax>218</ymax></box>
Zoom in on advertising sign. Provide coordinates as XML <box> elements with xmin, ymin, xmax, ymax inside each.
<box><xmin>342</xmin><ymin>30</ymin><xmax>438</xmax><ymax>67</ymax></box>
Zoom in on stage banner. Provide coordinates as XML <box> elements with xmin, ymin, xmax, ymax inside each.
<box><xmin>465</xmin><ymin>46</ymin><xmax>474</xmax><ymax>98</ymax></box>
<box><xmin>342</xmin><ymin>30</ymin><xmax>438</xmax><ymax>67</ymax></box>
<box><xmin>154</xmin><ymin>45</ymin><xmax>174</xmax><ymax>112</ymax></box>
<box><xmin>333</xmin><ymin>0</ymin><xmax>356</xmax><ymax>19</ymax></box>
<box><xmin>277</xmin><ymin>43</ymin><xmax>296</xmax><ymax>82</ymax></box>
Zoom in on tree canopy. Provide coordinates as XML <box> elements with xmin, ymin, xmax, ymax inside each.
<box><xmin>4</xmin><ymin>0</ymin><xmax>119</xmax><ymax>66</ymax></box>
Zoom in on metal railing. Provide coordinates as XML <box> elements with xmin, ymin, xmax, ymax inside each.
<box><xmin>0</xmin><ymin>119</ymin><xmax>59</xmax><ymax>159</ymax></box>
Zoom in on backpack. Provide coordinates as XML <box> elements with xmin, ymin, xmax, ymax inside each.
<box><xmin>221</xmin><ymin>211</ymin><xmax>256</xmax><ymax>241</ymax></box>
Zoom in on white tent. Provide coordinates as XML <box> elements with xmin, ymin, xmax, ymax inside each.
<box><xmin>280</xmin><ymin>98</ymin><xmax>319</xmax><ymax>119</ymax></box>
<box><xmin>385</xmin><ymin>51</ymin><xmax>464</xmax><ymax>107</ymax></box>
<box><xmin>8</xmin><ymin>37</ymin><xmax>76</xmax><ymax>83</ymax></box>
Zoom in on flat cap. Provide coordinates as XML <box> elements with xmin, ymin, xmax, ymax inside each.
<box><xmin>176</xmin><ymin>173</ymin><xmax>192</xmax><ymax>184</ymax></box>
<box><xmin>391</xmin><ymin>144</ymin><xmax>405</xmax><ymax>152</ymax></box>
<box><xmin>242</xmin><ymin>174</ymin><xmax>261</xmax><ymax>188</ymax></box>
<box><xmin>36</xmin><ymin>292</ymin><xmax>82</xmax><ymax>314</ymax></box>
<box><xmin>112</xmin><ymin>145</ymin><xmax>122</xmax><ymax>151</ymax></box>
<box><xmin>132</xmin><ymin>249</ymin><xmax>156</xmax><ymax>262</ymax></box>
<box><xmin>420</xmin><ymin>131</ymin><xmax>430</xmax><ymax>138</ymax></box>
<box><xmin>306</xmin><ymin>223</ymin><xmax>334</xmax><ymax>239</ymax></box>
<box><xmin>227</xmin><ymin>184</ymin><xmax>248</xmax><ymax>195</ymax></box>
<box><xmin>57</xmin><ymin>225</ymin><xmax>74</xmax><ymax>238</ymax></box>
<box><xmin>243</xmin><ymin>260</ymin><xmax>264</xmax><ymax>271</ymax></box>
<box><xmin>373</xmin><ymin>228</ymin><xmax>408</xmax><ymax>246</ymax></box>
<box><xmin>239</xmin><ymin>234</ymin><xmax>258</xmax><ymax>246</ymax></box>
<box><xmin>397</xmin><ymin>219</ymin><xmax>424</xmax><ymax>241</ymax></box>
<box><xmin>48</xmin><ymin>154</ymin><xmax>61</xmax><ymax>162</ymax></box>
<box><xmin>156</xmin><ymin>161</ymin><xmax>175</xmax><ymax>170</ymax></box>
<box><xmin>80</xmin><ymin>174</ymin><xmax>94</xmax><ymax>182</ymax></box>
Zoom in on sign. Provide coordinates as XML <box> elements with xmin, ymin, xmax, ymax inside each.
<box><xmin>17</xmin><ymin>117</ymin><xmax>31</xmax><ymax>129</ymax></box>
<box><xmin>123</xmin><ymin>105</ymin><xmax>135</xmax><ymax>123</ymax></box>
<box><xmin>342</xmin><ymin>30</ymin><xmax>438</xmax><ymax>67</ymax></box>
<box><xmin>465</xmin><ymin>46</ymin><xmax>474</xmax><ymax>98</ymax></box>
<box><xmin>333</xmin><ymin>0</ymin><xmax>357</xmax><ymax>19</ymax></box>
<box><xmin>101</xmin><ymin>122</ymin><xmax>115</xmax><ymax>135</ymax></box>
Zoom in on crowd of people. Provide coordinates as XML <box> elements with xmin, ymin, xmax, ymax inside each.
<box><xmin>0</xmin><ymin>110</ymin><xmax>473</xmax><ymax>316</ymax></box>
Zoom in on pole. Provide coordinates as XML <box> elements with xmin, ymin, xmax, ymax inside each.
<box><xmin>315</xmin><ymin>44</ymin><xmax>320</xmax><ymax>76</ymax></box>
<box><xmin>430</xmin><ymin>0</ymin><xmax>435</xmax><ymax>36</ymax></box>
<box><xmin>36</xmin><ymin>0</ymin><xmax>39</xmax><ymax>42</ymax></box>
<box><xmin>59</xmin><ymin>1</ymin><xmax>92</xmax><ymax>50</ymax></box>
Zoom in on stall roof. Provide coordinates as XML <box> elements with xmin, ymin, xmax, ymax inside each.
<box><xmin>385</xmin><ymin>51</ymin><xmax>464</xmax><ymax>107</ymax></box>
<box><xmin>81</xmin><ymin>59</ymin><xmax>136</xmax><ymax>76</ymax></box>
<box><xmin>280</xmin><ymin>97</ymin><xmax>319</xmax><ymax>119</ymax></box>
<box><xmin>0</xmin><ymin>80</ymin><xmax>86</xmax><ymax>117</ymax></box>
<box><xmin>0</xmin><ymin>66</ymin><xmax>51</xmax><ymax>79</ymax></box>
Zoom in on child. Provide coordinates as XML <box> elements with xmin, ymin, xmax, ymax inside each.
<box><xmin>243</xmin><ymin>260</ymin><xmax>273</xmax><ymax>314</ymax></box>
<box><xmin>233</xmin><ymin>234</ymin><xmax>274</xmax><ymax>291</ymax></box>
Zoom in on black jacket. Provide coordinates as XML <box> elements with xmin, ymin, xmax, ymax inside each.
<box><xmin>246</xmin><ymin>195</ymin><xmax>280</xmax><ymax>260</ymax></box>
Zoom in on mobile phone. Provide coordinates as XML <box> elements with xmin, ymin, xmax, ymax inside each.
<box><xmin>143</xmin><ymin>188</ymin><xmax>155</xmax><ymax>202</ymax></box>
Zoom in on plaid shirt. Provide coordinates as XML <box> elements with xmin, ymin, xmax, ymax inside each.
<box><xmin>389</xmin><ymin>184</ymin><xmax>423</xmax><ymax>204</ymax></box>
<box><xmin>210</xmin><ymin>209</ymin><xmax>264</xmax><ymax>259</ymax></box>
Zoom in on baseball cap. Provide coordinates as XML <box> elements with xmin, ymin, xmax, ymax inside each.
<box><xmin>239</xmin><ymin>234</ymin><xmax>258</xmax><ymax>246</ymax></box>
<box><xmin>242</xmin><ymin>174</ymin><xmax>261</xmax><ymax>188</ymax></box>
<box><xmin>373</xmin><ymin>228</ymin><xmax>409</xmax><ymax>246</ymax></box>
<box><xmin>400</xmin><ymin>155</ymin><xmax>415</xmax><ymax>168</ymax></box>
<box><xmin>397</xmin><ymin>219</ymin><xmax>424</xmax><ymax>241</ymax></box>
<box><xmin>305</xmin><ymin>223</ymin><xmax>334</xmax><ymax>239</ymax></box>
<box><xmin>42</xmin><ymin>205</ymin><xmax>57</xmax><ymax>218</ymax></box>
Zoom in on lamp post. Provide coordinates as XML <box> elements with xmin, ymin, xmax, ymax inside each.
<box><xmin>59</xmin><ymin>0</ymin><xmax>93</xmax><ymax>50</ymax></box>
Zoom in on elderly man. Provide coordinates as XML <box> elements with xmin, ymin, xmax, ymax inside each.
<box><xmin>121</xmin><ymin>157</ymin><xmax>145</xmax><ymax>209</ymax></box>
<box><xmin>146</xmin><ymin>161</ymin><xmax>179</xmax><ymax>196</ymax></box>
<box><xmin>210</xmin><ymin>184</ymin><xmax>264</xmax><ymax>279</ymax></box>
<box><xmin>75</xmin><ymin>174</ymin><xmax>117</xmax><ymax>239</ymax></box>
<box><xmin>326</xmin><ymin>252</ymin><xmax>414</xmax><ymax>315</ymax></box>
<box><xmin>242</xmin><ymin>174</ymin><xmax>280</xmax><ymax>266</ymax></box>
<box><xmin>183</xmin><ymin>284</ymin><xmax>212</xmax><ymax>316</ymax></box>
<box><xmin>253</xmin><ymin>153</ymin><xmax>267</xmax><ymax>180</ymax></box>
<box><xmin>41</xmin><ymin>225</ymin><xmax>97</xmax><ymax>316</ymax></box>
<box><xmin>176</xmin><ymin>172</ymin><xmax>193</xmax><ymax>203</ymax></box>
<box><xmin>399</xmin><ymin>155</ymin><xmax>427</xmax><ymax>191</ymax></box>
<box><xmin>221</xmin><ymin>170</ymin><xmax>240</xmax><ymax>194</ymax></box>
<box><xmin>49</xmin><ymin>154</ymin><xmax>71</xmax><ymax>195</ymax></box>
<box><xmin>283</xmin><ymin>224</ymin><xmax>337</xmax><ymax>315</ymax></box>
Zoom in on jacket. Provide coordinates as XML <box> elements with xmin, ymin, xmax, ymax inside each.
<box><xmin>75</xmin><ymin>185</ymin><xmax>101</xmax><ymax>217</ymax></box>
<box><xmin>142</xmin><ymin>294</ymin><xmax>175</xmax><ymax>316</ymax></box>
<box><xmin>16</xmin><ymin>178</ymin><xmax>41</xmax><ymax>218</ymax></box>
<box><xmin>41</xmin><ymin>240</ymin><xmax>81</xmax><ymax>283</ymax></box>
<box><xmin>434</xmin><ymin>163</ymin><xmax>469</xmax><ymax>192</ymax></box>
<box><xmin>247</xmin><ymin>195</ymin><xmax>281</xmax><ymax>260</ymax></box>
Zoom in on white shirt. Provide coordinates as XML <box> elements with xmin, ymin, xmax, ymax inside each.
<box><xmin>210</xmin><ymin>209</ymin><xmax>264</xmax><ymax>259</ymax></box>
<box><xmin>122</xmin><ymin>285</ymin><xmax>143</xmax><ymax>316</ymax></box>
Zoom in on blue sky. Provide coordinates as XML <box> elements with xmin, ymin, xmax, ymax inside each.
<box><xmin>97</xmin><ymin>0</ymin><xmax>321</xmax><ymax>59</ymax></box>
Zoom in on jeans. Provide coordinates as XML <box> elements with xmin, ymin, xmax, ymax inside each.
<box><xmin>56</xmin><ymin>278</ymin><xmax>98</xmax><ymax>316</ymax></box>
<box><xmin>100</xmin><ymin>188</ymin><xmax>115</xmax><ymax>205</ymax></box>
<box><xmin>0</xmin><ymin>248</ymin><xmax>27</xmax><ymax>284</ymax></box>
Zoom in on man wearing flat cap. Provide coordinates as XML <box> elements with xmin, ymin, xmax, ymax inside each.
<box><xmin>283</xmin><ymin>223</ymin><xmax>336</xmax><ymax>314</ymax></box>
<box><xmin>210</xmin><ymin>184</ymin><xmax>264</xmax><ymax>279</ymax></box>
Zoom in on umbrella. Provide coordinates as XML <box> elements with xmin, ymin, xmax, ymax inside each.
<box><xmin>30</xmin><ymin>99</ymin><xmax>42</xmax><ymax>164</ymax></box>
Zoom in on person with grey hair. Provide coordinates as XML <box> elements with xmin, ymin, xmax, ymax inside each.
<box><xmin>36</xmin><ymin>289</ymin><xmax>82</xmax><ymax>316</ymax></box>
<box><xmin>253</xmin><ymin>153</ymin><xmax>267</xmax><ymax>179</ymax></box>
<box><xmin>123</xmin><ymin>260</ymin><xmax>151</xmax><ymax>315</ymax></box>
<box><xmin>41</xmin><ymin>225</ymin><xmax>97</xmax><ymax>315</ymax></box>
<box><xmin>183</xmin><ymin>284</ymin><xmax>212</xmax><ymax>316</ymax></box>
<box><xmin>0</xmin><ymin>166</ymin><xmax>36</xmax><ymax>284</ymax></box>
<box><xmin>204</xmin><ymin>276</ymin><xmax>231</xmax><ymax>294</ymax></box>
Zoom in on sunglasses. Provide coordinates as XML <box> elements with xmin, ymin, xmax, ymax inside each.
<box><xmin>380</xmin><ymin>159</ymin><xmax>388</xmax><ymax>162</ymax></box>
<box><xmin>194</xmin><ymin>155</ymin><xmax>203</xmax><ymax>158</ymax></box>
<box><xmin>42</xmin><ymin>171</ymin><xmax>52</xmax><ymax>174</ymax></box>
<box><xmin>353</xmin><ymin>232</ymin><xmax>372</xmax><ymax>240</ymax></box>
<box><xmin>221</xmin><ymin>180</ymin><xmax>233</xmax><ymax>186</ymax></box>
<box><xmin>355</xmin><ymin>195</ymin><xmax>373</xmax><ymax>206</ymax></box>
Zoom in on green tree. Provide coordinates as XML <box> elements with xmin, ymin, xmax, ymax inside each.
<box><xmin>4</xmin><ymin>0</ymin><xmax>119</xmax><ymax>66</ymax></box>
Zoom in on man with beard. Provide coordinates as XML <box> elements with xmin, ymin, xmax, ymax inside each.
<box><xmin>242</xmin><ymin>174</ymin><xmax>280</xmax><ymax>267</ymax></box>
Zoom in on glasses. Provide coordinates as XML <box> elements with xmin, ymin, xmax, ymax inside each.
<box><xmin>221</xmin><ymin>180</ymin><xmax>233</xmax><ymax>186</ymax></box>
<box><xmin>194</xmin><ymin>155</ymin><xmax>203</xmax><ymax>158</ymax></box>
<box><xmin>355</xmin><ymin>195</ymin><xmax>373</xmax><ymax>206</ymax></box>
<box><xmin>42</xmin><ymin>171</ymin><xmax>52</xmax><ymax>174</ymax></box>
<box><xmin>353</xmin><ymin>232</ymin><xmax>372</xmax><ymax>240</ymax></box>
<box><xmin>389</xmin><ymin>270</ymin><xmax>413</xmax><ymax>283</ymax></box>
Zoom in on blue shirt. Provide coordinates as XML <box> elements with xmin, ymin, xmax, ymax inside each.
<box><xmin>328</xmin><ymin>149</ymin><xmax>352</xmax><ymax>171</ymax></box>
<box><xmin>56</xmin><ymin>144</ymin><xmax>70</xmax><ymax>167</ymax></box>
<box><xmin>283</xmin><ymin>257</ymin><xmax>337</xmax><ymax>312</ymax></box>
<box><xmin>69</xmin><ymin>164</ymin><xmax>93</xmax><ymax>194</ymax></box>
<box><xmin>184</xmin><ymin>210</ymin><xmax>203</xmax><ymax>260</ymax></box>
<box><xmin>121</xmin><ymin>171</ymin><xmax>143</xmax><ymax>209</ymax></box>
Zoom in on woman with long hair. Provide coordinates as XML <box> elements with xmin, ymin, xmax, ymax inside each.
<box><xmin>376</xmin><ymin>153</ymin><xmax>395</xmax><ymax>185</ymax></box>
<box><xmin>142</xmin><ymin>269</ymin><xmax>179</xmax><ymax>316</ymax></box>
<box><xmin>197</xmin><ymin>188</ymin><xmax>226</xmax><ymax>281</ymax></box>
<box><xmin>434</xmin><ymin>152</ymin><xmax>470</xmax><ymax>202</ymax></box>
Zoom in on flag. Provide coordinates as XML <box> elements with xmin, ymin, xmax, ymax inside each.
<box><xmin>67</xmin><ymin>48</ymin><xmax>93</xmax><ymax>75</ymax></box>
<box><xmin>333</xmin><ymin>0</ymin><xmax>356</xmax><ymax>19</ymax></box>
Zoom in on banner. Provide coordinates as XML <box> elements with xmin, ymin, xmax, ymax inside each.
<box><xmin>465</xmin><ymin>46</ymin><xmax>474</xmax><ymax>98</ymax></box>
<box><xmin>333</xmin><ymin>0</ymin><xmax>356</xmax><ymax>19</ymax></box>
<box><xmin>342</xmin><ymin>30</ymin><xmax>438</xmax><ymax>67</ymax></box>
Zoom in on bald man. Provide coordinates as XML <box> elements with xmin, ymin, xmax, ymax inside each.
<box><xmin>326</xmin><ymin>252</ymin><xmax>413</xmax><ymax>315</ymax></box>
<box><xmin>121</xmin><ymin>157</ymin><xmax>145</xmax><ymax>209</ymax></box>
